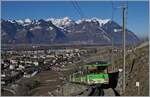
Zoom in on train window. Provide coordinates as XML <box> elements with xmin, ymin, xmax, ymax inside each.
<box><xmin>97</xmin><ymin>66</ymin><xmax>106</xmax><ymax>71</ymax></box>
<box><xmin>89</xmin><ymin>66</ymin><xmax>107</xmax><ymax>74</ymax></box>
<box><xmin>89</xmin><ymin>69</ymin><xmax>96</xmax><ymax>73</ymax></box>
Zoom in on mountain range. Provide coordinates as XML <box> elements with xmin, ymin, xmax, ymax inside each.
<box><xmin>1</xmin><ymin>17</ymin><xmax>140</xmax><ymax>45</ymax></box>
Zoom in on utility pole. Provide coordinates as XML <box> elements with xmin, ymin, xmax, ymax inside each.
<box><xmin>111</xmin><ymin>2</ymin><xmax>114</xmax><ymax>72</ymax></box>
<box><xmin>111</xmin><ymin>3</ymin><xmax>127</xmax><ymax>93</ymax></box>
<box><xmin>122</xmin><ymin>5</ymin><xmax>126</xmax><ymax>93</ymax></box>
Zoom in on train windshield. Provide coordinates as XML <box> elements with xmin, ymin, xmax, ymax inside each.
<box><xmin>87</xmin><ymin>66</ymin><xmax>107</xmax><ymax>74</ymax></box>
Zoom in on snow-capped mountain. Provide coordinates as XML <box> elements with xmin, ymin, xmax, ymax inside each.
<box><xmin>1</xmin><ymin>17</ymin><xmax>140</xmax><ymax>45</ymax></box>
<box><xmin>24</xmin><ymin>18</ymin><xmax>32</xmax><ymax>23</ymax></box>
<box><xmin>46</xmin><ymin>17</ymin><xmax>76</xmax><ymax>28</ymax></box>
<box><xmin>75</xmin><ymin>18</ymin><xmax>111</xmax><ymax>27</ymax></box>
<box><xmin>16</xmin><ymin>20</ymin><xmax>24</xmax><ymax>24</ymax></box>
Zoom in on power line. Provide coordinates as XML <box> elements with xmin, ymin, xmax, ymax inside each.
<box><xmin>71</xmin><ymin>1</ymin><xmax>82</xmax><ymax>18</ymax></box>
<box><xmin>71</xmin><ymin>1</ymin><xmax>85</xmax><ymax>19</ymax></box>
<box><xmin>74</xmin><ymin>1</ymin><xmax>85</xmax><ymax>18</ymax></box>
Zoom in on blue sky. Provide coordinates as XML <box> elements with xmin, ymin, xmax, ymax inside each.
<box><xmin>1</xmin><ymin>1</ymin><xmax>149</xmax><ymax>38</ymax></box>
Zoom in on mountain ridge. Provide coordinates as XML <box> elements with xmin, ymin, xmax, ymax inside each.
<box><xmin>1</xmin><ymin>17</ymin><xmax>140</xmax><ymax>45</ymax></box>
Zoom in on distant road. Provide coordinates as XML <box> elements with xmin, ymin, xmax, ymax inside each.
<box><xmin>1</xmin><ymin>43</ymin><xmax>116</xmax><ymax>50</ymax></box>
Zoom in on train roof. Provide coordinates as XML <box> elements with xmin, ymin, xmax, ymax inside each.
<box><xmin>86</xmin><ymin>61</ymin><xmax>111</xmax><ymax>67</ymax></box>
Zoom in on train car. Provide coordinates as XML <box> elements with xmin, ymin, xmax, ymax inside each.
<box><xmin>69</xmin><ymin>61</ymin><xmax>110</xmax><ymax>85</ymax></box>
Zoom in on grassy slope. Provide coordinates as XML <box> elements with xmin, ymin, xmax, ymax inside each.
<box><xmin>113</xmin><ymin>43</ymin><xmax>149</xmax><ymax>96</ymax></box>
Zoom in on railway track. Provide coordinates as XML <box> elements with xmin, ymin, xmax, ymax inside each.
<box><xmin>75</xmin><ymin>84</ymin><xmax>104</xmax><ymax>96</ymax></box>
<box><xmin>88</xmin><ymin>85</ymin><xmax>104</xmax><ymax>96</ymax></box>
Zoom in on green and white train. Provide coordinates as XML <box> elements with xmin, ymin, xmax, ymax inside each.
<box><xmin>69</xmin><ymin>61</ymin><xmax>110</xmax><ymax>85</ymax></box>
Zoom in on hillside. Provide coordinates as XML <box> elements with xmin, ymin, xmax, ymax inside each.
<box><xmin>114</xmin><ymin>42</ymin><xmax>149</xmax><ymax>96</ymax></box>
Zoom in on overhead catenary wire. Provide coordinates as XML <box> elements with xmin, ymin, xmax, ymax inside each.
<box><xmin>71</xmin><ymin>1</ymin><xmax>85</xmax><ymax>19</ymax></box>
<box><xmin>71</xmin><ymin>1</ymin><xmax>81</xmax><ymax>18</ymax></box>
<box><xmin>74</xmin><ymin>1</ymin><xmax>85</xmax><ymax>18</ymax></box>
